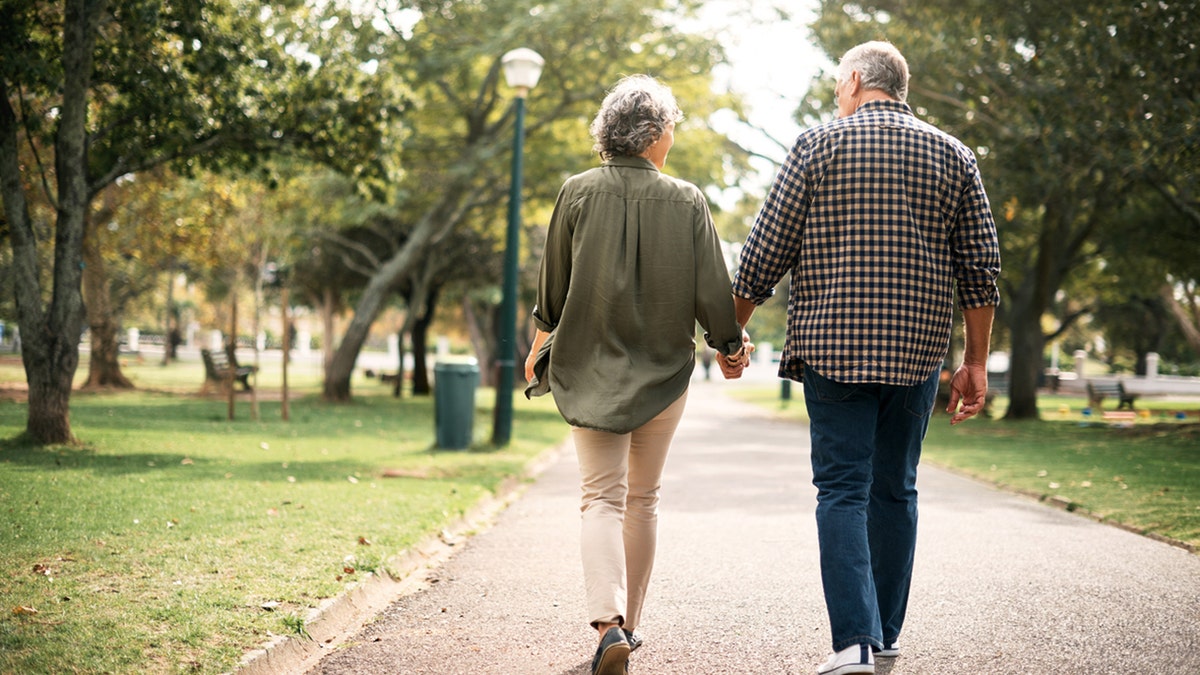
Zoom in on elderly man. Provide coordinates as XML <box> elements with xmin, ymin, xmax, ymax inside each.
<box><xmin>728</xmin><ymin>41</ymin><xmax>1001</xmax><ymax>675</ymax></box>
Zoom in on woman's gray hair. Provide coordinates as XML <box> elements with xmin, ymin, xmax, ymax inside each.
<box><xmin>589</xmin><ymin>75</ymin><xmax>684</xmax><ymax>161</ymax></box>
<box><xmin>837</xmin><ymin>41</ymin><xmax>910</xmax><ymax>102</ymax></box>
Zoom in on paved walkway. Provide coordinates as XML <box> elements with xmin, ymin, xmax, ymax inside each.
<box><xmin>298</xmin><ymin>377</ymin><xmax>1200</xmax><ymax>674</ymax></box>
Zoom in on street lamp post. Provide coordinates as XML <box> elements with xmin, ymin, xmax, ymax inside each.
<box><xmin>492</xmin><ymin>47</ymin><xmax>544</xmax><ymax>446</ymax></box>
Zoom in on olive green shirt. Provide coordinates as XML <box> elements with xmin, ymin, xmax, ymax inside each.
<box><xmin>528</xmin><ymin>156</ymin><xmax>743</xmax><ymax>433</ymax></box>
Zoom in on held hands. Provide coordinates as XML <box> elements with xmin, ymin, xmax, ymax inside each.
<box><xmin>717</xmin><ymin>331</ymin><xmax>755</xmax><ymax>380</ymax></box>
<box><xmin>946</xmin><ymin>362</ymin><xmax>988</xmax><ymax>425</ymax></box>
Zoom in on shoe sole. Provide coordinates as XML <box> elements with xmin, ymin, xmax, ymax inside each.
<box><xmin>594</xmin><ymin>642</ymin><xmax>630</xmax><ymax>675</ymax></box>
<box><xmin>876</xmin><ymin>650</ymin><xmax>899</xmax><ymax>658</ymax></box>
<box><xmin>818</xmin><ymin>666</ymin><xmax>874</xmax><ymax>675</ymax></box>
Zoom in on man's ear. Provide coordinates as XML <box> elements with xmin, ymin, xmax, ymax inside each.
<box><xmin>846</xmin><ymin>70</ymin><xmax>862</xmax><ymax>96</ymax></box>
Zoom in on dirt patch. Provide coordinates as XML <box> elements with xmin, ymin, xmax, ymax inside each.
<box><xmin>1113</xmin><ymin>421</ymin><xmax>1200</xmax><ymax>439</ymax></box>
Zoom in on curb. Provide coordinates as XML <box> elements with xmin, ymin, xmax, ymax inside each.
<box><xmin>925</xmin><ymin>461</ymin><xmax>1197</xmax><ymax>555</ymax></box>
<box><xmin>227</xmin><ymin>438</ymin><xmax>571</xmax><ymax>675</ymax></box>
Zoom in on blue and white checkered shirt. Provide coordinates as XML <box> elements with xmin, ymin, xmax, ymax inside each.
<box><xmin>733</xmin><ymin>100</ymin><xmax>1001</xmax><ymax>385</ymax></box>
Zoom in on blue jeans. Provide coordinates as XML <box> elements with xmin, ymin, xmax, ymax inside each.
<box><xmin>803</xmin><ymin>365</ymin><xmax>940</xmax><ymax>652</ymax></box>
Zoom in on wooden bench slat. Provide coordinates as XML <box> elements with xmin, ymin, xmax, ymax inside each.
<box><xmin>201</xmin><ymin>348</ymin><xmax>257</xmax><ymax>391</ymax></box>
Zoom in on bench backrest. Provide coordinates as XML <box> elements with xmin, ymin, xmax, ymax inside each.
<box><xmin>201</xmin><ymin>348</ymin><xmax>235</xmax><ymax>379</ymax></box>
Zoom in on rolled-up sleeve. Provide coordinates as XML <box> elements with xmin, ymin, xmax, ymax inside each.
<box><xmin>691</xmin><ymin>194</ymin><xmax>742</xmax><ymax>355</ymax></box>
<box><xmin>952</xmin><ymin>165</ymin><xmax>1001</xmax><ymax>310</ymax></box>
<box><xmin>532</xmin><ymin>184</ymin><xmax>576</xmax><ymax>332</ymax></box>
<box><xmin>732</xmin><ymin>138</ymin><xmax>812</xmax><ymax>304</ymax></box>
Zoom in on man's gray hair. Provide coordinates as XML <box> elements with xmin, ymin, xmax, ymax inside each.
<box><xmin>837</xmin><ymin>41</ymin><xmax>910</xmax><ymax>102</ymax></box>
<box><xmin>590</xmin><ymin>75</ymin><xmax>684</xmax><ymax>161</ymax></box>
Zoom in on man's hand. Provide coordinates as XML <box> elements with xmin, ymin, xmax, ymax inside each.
<box><xmin>947</xmin><ymin>362</ymin><xmax>988</xmax><ymax>425</ymax></box>
<box><xmin>717</xmin><ymin>332</ymin><xmax>755</xmax><ymax>379</ymax></box>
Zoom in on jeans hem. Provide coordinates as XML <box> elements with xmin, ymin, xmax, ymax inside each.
<box><xmin>832</xmin><ymin>636</ymin><xmax>883</xmax><ymax>652</ymax></box>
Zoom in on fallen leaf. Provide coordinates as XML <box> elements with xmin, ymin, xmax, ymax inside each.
<box><xmin>382</xmin><ymin>468</ymin><xmax>429</xmax><ymax>479</ymax></box>
<box><xmin>261</xmin><ymin>601</ymin><xmax>280</xmax><ymax>611</ymax></box>
<box><xmin>357</xmin><ymin>536</ymin><xmax>371</xmax><ymax>546</ymax></box>
<box><xmin>347</xmin><ymin>476</ymin><xmax>359</xmax><ymax>484</ymax></box>
<box><xmin>180</xmin><ymin>458</ymin><xmax>194</xmax><ymax>465</ymax></box>
<box><xmin>343</xmin><ymin>566</ymin><xmax>355</xmax><ymax>575</ymax></box>
<box><xmin>13</xmin><ymin>606</ymin><xmax>38</xmax><ymax>616</ymax></box>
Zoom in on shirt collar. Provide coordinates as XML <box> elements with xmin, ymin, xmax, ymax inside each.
<box><xmin>854</xmin><ymin>99</ymin><xmax>915</xmax><ymax>117</ymax></box>
<box><xmin>603</xmin><ymin>156</ymin><xmax>660</xmax><ymax>172</ymax></box>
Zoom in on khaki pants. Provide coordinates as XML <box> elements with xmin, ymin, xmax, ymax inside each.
<box><xmin>572</xmin><ymin>390</ymin><xmax>688</xmax><ymax>631</ymax></box>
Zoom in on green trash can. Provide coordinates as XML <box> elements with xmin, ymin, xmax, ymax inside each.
<box><xmin>434</xmin><ymin>357</ymin><xmax>480</xmax><ymax>449</ymax></box>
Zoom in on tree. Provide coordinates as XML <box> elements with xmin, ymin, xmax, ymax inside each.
<box><xmin>320</xmin><ymin>0</ymin><xmax>753</xmax><ymax>401</ymax></box>
<box><xmin>1</xmin><ymin>0</ymin><xmax>104</xmax><ymax>443</ymax></box>
<box><xmin>1</xmin><ymin>0</ymin><xmax>398</xmax><ymax>442</ymax></box>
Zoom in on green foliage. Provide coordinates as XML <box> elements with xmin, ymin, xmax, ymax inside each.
<box><xmin>295</xmin><ymin>0</ymin><xmax>762</xmax><ymax>397</ymax></box>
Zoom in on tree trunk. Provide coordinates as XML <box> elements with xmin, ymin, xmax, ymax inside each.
<box><xmin>25</xmin><ymin>344</ymin><xmax>79</xmax><ymax>444</ymax></box>
<box><xmin>1161</xmin><ymin>283</ymin><xmax>1200</xmax><ymax>354</ymax></box>
<box><xmin>163</xmin><ymin>264</ymin><xmax>178</xmax><ymax>364</ymax></box>
<box><xmin>1001</xmin><ymin>196</ymin><xmax>1095</xmax><ymax>421</ymax></box>
<box><xmin>321</xmin><ymin>287</ymin><xmax>336</xmax><ymax>379</ymax></box>
<box><xmin>462</xmin><ymin>296</ymin><xmax>497</xmax><ymax>387</ymax></box>
<box><xmin>410</xmin><ymin>285</ymin><xmax>439</xmax><ymax>396</ymax></box>
<box><xmin>0</xmin><ymin>0</ymin><xmax>103</xmax><ymax>444</ymax></box>
<box><xmin>82</xmin><ymin>223</ymin><xmax>134</xmax><ymax>388</ymax></box>
<box><xmin>1005</xmin><ymin>306</ymin><xmax>1044</xmax><ymax>419</ymax></box>
<box><xmin>322</xmin><ymin>162</ymin><xmax>484</xmax><ymax>402</ymax></box>
<box><xmin>322</xmin><ymin>245</ymin><xmax>416</xmax><ymax>401</ymax></box>
<box><xmin>393</xmin><ymin>327</ymin><xmax>407</xmax><ymax>398</ymax></box>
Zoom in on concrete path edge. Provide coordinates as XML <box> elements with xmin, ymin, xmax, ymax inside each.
<box><xmin>226</xmin><ymin>439</ymin><xmax>573</xmax><ymax>675</ymax></box>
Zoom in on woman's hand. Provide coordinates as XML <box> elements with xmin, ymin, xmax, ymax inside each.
<box><xmin>525</xmin><ymin>329</ymin><xmax>551</xmax><ymax>382</ymax></box>
<box><xmin>524</xmin><ymin>350</ymin><xmax>538</xmax><ymax>382</ymax></box>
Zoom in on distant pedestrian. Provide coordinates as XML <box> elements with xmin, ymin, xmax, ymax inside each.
<box><xmin>729</xmin><ymin>41</ymin><xmax>1001</xmax><ymax>674</ymax></box>
<box><xmin>525</xmin><ymin>74</ymin><xmax>750</xmax><ymax>675</ymax></box>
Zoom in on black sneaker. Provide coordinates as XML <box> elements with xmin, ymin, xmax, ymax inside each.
<box><xmin>623</xmin><ymin>629</ymin><xmax>643</xmax><ymax>652</ymax></box>
<box><xmin>591</xmin><ymin>626</ymin><xmax>630</xmax><ymax>675</ymax></box>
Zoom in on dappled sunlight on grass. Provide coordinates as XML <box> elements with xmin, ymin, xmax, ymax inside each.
<box><xmin>0</xmin><ymin>383</ymin><xmax>569</xmax><ymax>674</ymax></box>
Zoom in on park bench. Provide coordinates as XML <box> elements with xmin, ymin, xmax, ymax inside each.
<box><xmin>1086</xmin><ymin>380</ymin><xmax>1138</xmax><ymax>411</ymax></box>
<box><xmin>201</xmin><ymin>348</ymin><xmax>257</xmax><ymax>392</ymax></box>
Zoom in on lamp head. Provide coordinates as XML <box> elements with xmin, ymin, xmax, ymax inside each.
<box><xmin>502</xmin><ymin>48</ymin><xmax>544</xmax><ymax>97</ymax></box>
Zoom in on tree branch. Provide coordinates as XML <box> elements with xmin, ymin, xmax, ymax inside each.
<box><xmin>16</xmin><ymin>83</ymin><xmax>58</xmax><ymax>211</ymax></box>
<box><xmin>318</xmin><ymin>230</ymin><xmax>385</xmax><ymax>277</ymax></box>
<box><xmin>1150</xmin><ymin>178</ymin><xmax>1200</xmax><ymax>228</ymax></box>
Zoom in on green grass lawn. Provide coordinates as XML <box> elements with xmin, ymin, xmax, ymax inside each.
<box><xmin>730</xmin><ymin>387</ymin><xmax>1200</xmax><ymax>551</ymax></box>
<box><xmin>0</xmin><ymin>356</ymin><xmax>571</xmax><ymax>675</ymax></box>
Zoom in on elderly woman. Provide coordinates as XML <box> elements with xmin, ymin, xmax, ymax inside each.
<box><xmin>524</xmin><ymin>75</ymin><xmax>748</xmax><ymax>675</ymax></box>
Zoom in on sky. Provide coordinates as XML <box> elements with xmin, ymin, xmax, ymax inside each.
<box><xmin>693</xmin><ymin>0</ymin><xmax>831</xmax><ymax>196</ymax></box>
<box><xmin>705</xmin><ymin>1</ymin><xmax>828</xmax><ymax>155</ymax></box>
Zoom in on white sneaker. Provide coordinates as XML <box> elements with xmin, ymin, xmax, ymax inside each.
<box><xmin>876</xmin><ymin>641</ymin><xmax>899</xmax><ymax>658</ymax></box>
<box><xmin>817</xmin><ymin>643</ymin><xmax>875</xmax><ymax>675</ymax></box>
